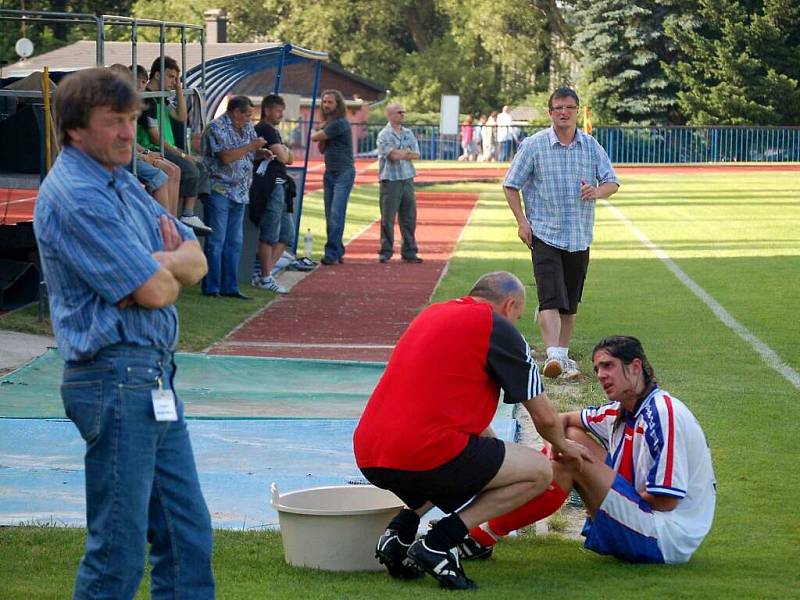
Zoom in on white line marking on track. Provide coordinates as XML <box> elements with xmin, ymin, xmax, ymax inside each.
<box><xmin>602</xmin><ymin>198</ymin><xmax>800</xmax><ymax>392</ymax></box>
<box><xmin>217</xmin><ymin>342</ymin><xmax>396</xmax><ymax>349</ymax></box>
<box><xmin>0</xmin><ymin>196</ymin><xmax>37</xmax><ymax>206</ymax></box>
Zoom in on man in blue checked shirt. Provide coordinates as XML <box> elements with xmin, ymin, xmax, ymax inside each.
<box><xmin>33</xmin><ymin>68</ymin><xmax>214</xmax><ymax>600</ymax></box>
<box><xmin>504</xmin><ymin>87</ymin><xmax>619</xmax><ymax>380</ymax></box>
<box><xmin>376</xmin><ymin>103</ymin><xmax>423</xmax><ymax>264</ymax></box>
<box><xmin>202</xmin><ymin>95</ymin><xmax>269</xmax><ymax>299</ymax></box>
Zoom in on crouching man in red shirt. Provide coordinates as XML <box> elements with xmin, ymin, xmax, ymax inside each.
<box><xmin>353</xmin><ymin>271</ymin><xmax>592</xmax><ymax>590</ymax></box>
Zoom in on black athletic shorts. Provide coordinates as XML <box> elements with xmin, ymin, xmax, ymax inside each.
<box><xmin>531</xmin><ymin>236</ymin><xmax>590</xmax><ymax>314</ymax></box>
<box><xmin>360</xmin><ymin>435</ymin><xmax>506</xmax><ymax>513</ymax></box>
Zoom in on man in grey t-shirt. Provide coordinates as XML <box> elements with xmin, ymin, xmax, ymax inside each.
<box><xmin>311</xmin><ymin>89</ymin><xmax>355</xmax><ymax>265</ymax></box>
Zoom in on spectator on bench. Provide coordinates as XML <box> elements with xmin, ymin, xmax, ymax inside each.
<box><xmin>138</xmin><ymin>56</ymin><xmax>211</xmax><ymax>234</ymax></box>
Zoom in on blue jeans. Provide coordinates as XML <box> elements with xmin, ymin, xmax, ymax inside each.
<box><xmin>202</xmin><ymin>190</ymin><xmax>245</xmax><ymax>295</ymax></box>
<box><xmin>61</xmin><ymin>344</ymin><xmax>214</xmax><ymax>600</ymax></box>
<box><xmin>322</xmin><ymin>167</ymin><xmax>355</xmax><ymax>261</ymax></box>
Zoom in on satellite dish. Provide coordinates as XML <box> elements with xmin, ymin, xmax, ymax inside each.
<box><xmin>15</xmin><ymin>38</ymin><xmax>34</xmax><ymax>59</ymax></box>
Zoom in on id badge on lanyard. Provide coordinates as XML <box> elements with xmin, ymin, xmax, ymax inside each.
<box><xmin>152</xmin><ymin>377</ymin><xmax>178</xmax><ymax>422</ymax></box>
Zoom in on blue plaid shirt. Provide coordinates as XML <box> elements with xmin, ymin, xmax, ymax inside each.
<box><xmin>34</xmin><ymin>146</ymin><xmax>196</xmax><ymax>361</ymax></box>
<box><xmin>204</xmin><ymin>112</ymin><xmax>257</xmax><ymax>204</ymax></box>
<box><xmin>504</xmin><ymin>127</ymin><xmax>619</xmax><ymax>251</ymax></box>
<box><xmin>377</xmin><ymin>123</ymin><xmax>419</xmax><ymax>181</ymax></box>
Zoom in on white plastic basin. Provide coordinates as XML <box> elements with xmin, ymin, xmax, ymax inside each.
<box><xmin>271</xmin><ymin>483</ymin><xmax>404</xmax><ymax>571</ymax></box>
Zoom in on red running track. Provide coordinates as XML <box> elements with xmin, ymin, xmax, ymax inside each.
<box><xmin>4</xmin><ymin>163</ymin><xmax>797</xmax><ymax>224</ymax></box>
<box><xmin>209</xmin><ymin>191</ymin><xmax>479</xmax><ymax>362</ymax></box>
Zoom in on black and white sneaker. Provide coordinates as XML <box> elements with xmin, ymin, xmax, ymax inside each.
<box><xmin>375</xmin><ymin>529</ymin><xmax>423</xmax><ymax>579</ymax></box>
<box><xmin>457</xmin><ymin>535</ymin><xmax>494</xmax><ymax>560</ymax></box>
<box><xmin>407</xmin><ymin>539</ymin><xmax>478</xmax><ymax>590</ymax></box>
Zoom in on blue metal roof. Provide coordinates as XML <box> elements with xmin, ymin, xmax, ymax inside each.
<box><xmin>184</xmin><ymin>43</ymin><xmax>328</xmax><ymax>121</ymax></box>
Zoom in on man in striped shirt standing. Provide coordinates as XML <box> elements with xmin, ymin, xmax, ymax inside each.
<box><xmin>463</xmin><ymin>336</ymin><xmax>716</xmax><ymax>564</ymax></box>
<box><xmin>353</xmin><ymin>271</ymin><xmax>591</xmax><ymax>590</ymax></box>
<box><xmin>504</xmin><ymin>87</ymin><xmax>620</xmax><ymax>379</ymax></box>
<box><xmin>34</xmin><ymin>68</ymin><xmax>214</xmax><ymax>600</ymax></box>
<box><xmin>376</xmin><ymin>103</ymin><xmax>422</xmax><ymax>264</ymax></box>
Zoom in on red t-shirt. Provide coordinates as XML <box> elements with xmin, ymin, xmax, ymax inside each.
<box><xmin>353</xmin><ymin>297</ymin><xmax>544</xmax><ymax>471</ymax></box>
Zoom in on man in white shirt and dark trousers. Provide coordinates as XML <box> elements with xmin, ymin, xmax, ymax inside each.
<box><xmin>376</xmin><ymin>103</ymin><xmax>423</xmax><ymax>264</ymax></box>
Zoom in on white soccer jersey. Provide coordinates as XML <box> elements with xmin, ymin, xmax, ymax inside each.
<box><xmin>580</xmin><ymin>387</ymin><xmax>717</xmax><ymax>563</ymax></box>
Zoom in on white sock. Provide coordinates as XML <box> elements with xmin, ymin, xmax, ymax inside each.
<box><xmin>546</xmin><ymin>346</ymin><xmax>559</xmax><ymax>359</ymax></box>
<box><xmin>558</xmin><ymin>347</ymin><xmax>570</xmax><ymax>359</ymax></box>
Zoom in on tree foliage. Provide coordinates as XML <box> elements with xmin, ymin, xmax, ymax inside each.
<box><xmin>574</xmin><ymin>0</ymin><xmax>684</xmax><ymax>124</ymax></box>
<box><xmin>128</xmin><ymin>0</ymin><xmax>564</xmax><ymax>114</ymax></box>
<box><xmin>1</xmin><ymin>0</ymin><xmax>135</xmax><ymax>65</ymax></box>
<box><xmin>663</xmin><ymin>0</ymin><xmax>800</xmax><ymax>125</ymax></box>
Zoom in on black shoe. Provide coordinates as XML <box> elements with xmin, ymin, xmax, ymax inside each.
<box><xmin>202</xmin><ymin>292</ymin><xmax>220</xmax><ymax>298</ymax></box>
<box><xmin>375</xmin><ymin>529</ymin><xmax>424</xmax><ymax>580</ymax></box>
<box><xmin>402</xmin><ymin>256</ymin><xmax>423</xmax><ymax>264</ymax></box>
<box><xmin>378</xmin><ymin>255</ymin><xmax>390</xmax><ymax>263</ymax></box>
<box><xmin>338</xmin><ymin>257</ymin><xmax>345</xmax><ymax>264</ymax></box>
<box><xmin>407</xmin><ymin>540</ymin><xmax>478</xmax><ymax>590</ymax></box>
<box><xmin>220</xmin><ymin>291</ymin><xmax>252</xmax><ymax>300</ymax></box>
<box><xmin>320</xmin><ymin>256</ymin><xmax>337</xmax><ymax>266</ymax></box>
<box><xmin>457</xmin><ymin>536</ymin><xmax>494</xmax><ymax>560</ymax></box>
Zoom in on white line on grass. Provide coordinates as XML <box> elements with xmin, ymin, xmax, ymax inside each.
<box><xmin>602</xmin><ymin>199</ymin><xmax>800</xmax><ymax>392</ymax></box>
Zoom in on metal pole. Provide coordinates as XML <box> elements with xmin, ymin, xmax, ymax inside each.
<box><xmin>274</xmin><ymin>44</ymin><xmax>287</xmax><ymax>94</ymax></box>
<box><xmin>159</xmin><ymin>22</ymin><xmax>166</xmax><ymax>157</ymax></box>
<box><xmin>95</xmin><ymin>14</ymin><xmax>104</xmax><ymax>65</ymax></box>
<box><xmin>42</xmin><ymin>67</ymin><xmax>51</xmax><ymax>173</ymax></box>
<box><xmin>132</xmin><ymin>20</ymin><xmax>139</xmax><ymax>176</ymax></box>
<box><xmin>293</xmin><ymin>59</ymin><xmax>322</xmax><ymax>254</ymax></box>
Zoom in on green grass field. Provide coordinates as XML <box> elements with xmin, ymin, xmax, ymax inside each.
<box><xmin>2</xmin><ymin>170</ymin><xmax>799</xmax><ymax>598</ymax></box>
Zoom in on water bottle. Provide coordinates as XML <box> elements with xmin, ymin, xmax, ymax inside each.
<box><xmin>303</xmin><ymin>229</ymin><xmax>313</xmax><ymax>259</ymax></box>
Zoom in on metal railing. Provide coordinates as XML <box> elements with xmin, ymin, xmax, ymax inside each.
<box><xmin>297</xmin><ymin>122</ymin><xmax>800</xmax><ymax>163</ymax></box>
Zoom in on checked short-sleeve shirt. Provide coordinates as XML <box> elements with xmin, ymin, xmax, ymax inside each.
<box><xmin>504</xmin><ymin>127</ymin><xmax>618</xmax><ymax>251</ymax></box>
<box><xmin>34</xmin><ymin>146</ymin><xmax>196</xmax><ymax>361</ymax></box>
<box><xmin>204</xmin><ymin>112</ymin><xmax>257</xmax><ymax>204</ymax></box>
<box><xmin>376</xmin><ymin>123</ymin><xmax>419</xmax><ymax>181</ymax></box>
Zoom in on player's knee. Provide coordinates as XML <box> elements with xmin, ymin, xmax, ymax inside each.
<box><xmin>526</xmin><ymin>450</ymin><xmax>552</xmax><ymax>485</ymax></box>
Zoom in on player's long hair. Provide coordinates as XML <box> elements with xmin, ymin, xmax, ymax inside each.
<box><xmin>592</xmin><ymin>335</ymin><xmax>656</xmax><ymax>389</ymax></box>
<box><xmin>592</xmin><ymin>336</ymin><xmax>657</xmax><ymax>429</ymax></box>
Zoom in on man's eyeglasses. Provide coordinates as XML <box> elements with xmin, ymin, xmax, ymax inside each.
<box><xmin>550</xmin><ymin>105</ymin><xmax>578</xmax><ymax>112</ymax></box>
<box><xmin>395</xmin><ymin>110</ymin><xmax>406</xmax><ymax>114</ymax></box>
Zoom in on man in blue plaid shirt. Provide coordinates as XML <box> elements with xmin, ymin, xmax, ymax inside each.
<box><xmin>376</xmin><ymin>103</ymin><xmax>423</xmax><ymax>264</ymax></box>
<box><xmin>504</xmin><ymin>87</ymin><xmax>619</xmax><ymax>379</ymax></box>
<box><xmin>34</xmin><ymin>68</ymin><xmax>213</xmax><ymax>599</ymax></box>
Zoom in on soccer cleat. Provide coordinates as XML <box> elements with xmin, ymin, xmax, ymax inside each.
<box><xmin>375</xmin><ymin>529</ymin><xmax>424</xmax><ymax>579</ymax></box>
<box><xmin>407</xmin><ymin>539</ymin><xmax>478</xmax><ymax>590</ymax></box>
<box><xmin>179</xmin><ymin>214</ymin><xmax>212</xmax><ymax>235</ymax></box>
<box><xmin>543</xmin><ymin>357</ymin><xmax>563</xmax><ymax>378</ymax></box>
<box><xmin>560</xmin><ymin>358</ymin><xmax>581</xmax><ymax>380</ymax></box>
<box><xmin>457</xmin><ymin>535</ymin><xmax>494</xmax><ymax>560</ymax></box>
<box><xmin>402</xmin><ymin>256</ymin><xmax>423</xmax><ymax>264</ymax></box>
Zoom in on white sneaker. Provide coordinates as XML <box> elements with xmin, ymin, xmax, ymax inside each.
<box><xmin>560</xmin><ymin>358</ymin><xmax>581</xmax><ymax>380</ymax></box>
<box><xmin>252</xmin><ymin>275</ymin><xmax>288</xmax><ymax>294</ymax></box>
<box><xmin>179</xmin><ymin>214</ymin><xmax>212</xmax><ymax>235</ymax></box>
